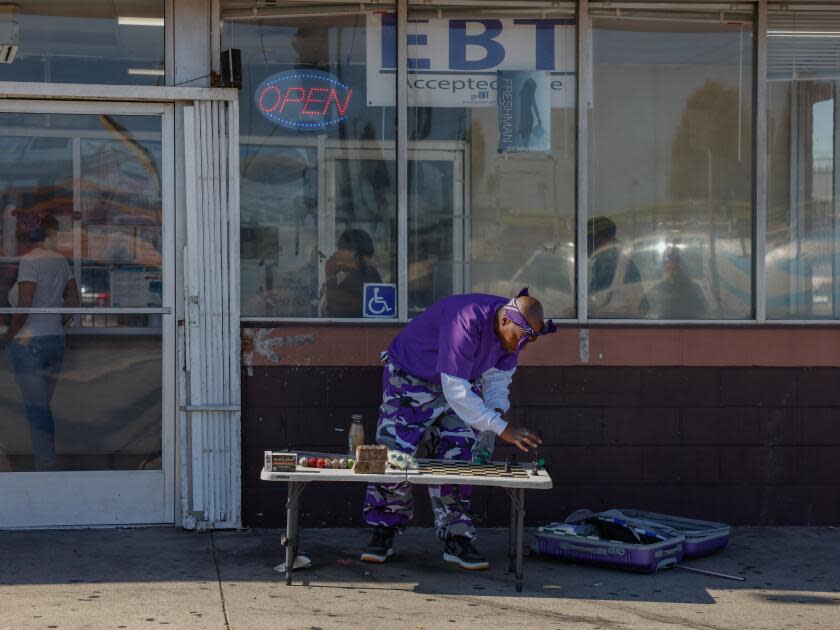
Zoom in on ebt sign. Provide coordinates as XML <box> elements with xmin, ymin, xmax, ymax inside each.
<box><xmin>365</xmin><ymin>13</ymin><xmax>576</xmax><ymax>108</ymax></box>
<box><xmin>255</xmin><ymin>69</ymin><xmax>354</xmax><ymax>129</ymax></box>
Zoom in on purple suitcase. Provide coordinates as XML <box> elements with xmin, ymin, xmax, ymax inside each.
<box><xmin>618</xmin><ymin>509</ymin><xmax>730</xmax><ymax>558</ymax></box>
<box><xmin>534</xmin><ymin>523</ymin><xmax>685</xmax><ymax>573</ymax></box>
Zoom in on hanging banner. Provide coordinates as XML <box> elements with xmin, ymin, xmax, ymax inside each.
<box><xmin>365</xmin><ymin>13</ymin><xmax>576</xmax><ymax>108</ymax></box>
<box><xmin>497</xmin><ymin>70</ymin><xmax>551</xmax><ymax>153</ymax></box>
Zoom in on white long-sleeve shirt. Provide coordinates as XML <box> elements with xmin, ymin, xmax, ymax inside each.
<box><xmin>440</xmin><ymin>367</ymin><xmax>514</xmax><ymax>435</ymax></box>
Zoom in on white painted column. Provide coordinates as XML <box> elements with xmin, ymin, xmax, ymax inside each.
<box><xmin>172</xmin><ymin>0</ymin><xmax>213</xmax><ymax>87</ymax></box>
<box><xmin>180</xmin><ymin>99</ymin><xmax>242</xmax><ymax>530</ymax></box>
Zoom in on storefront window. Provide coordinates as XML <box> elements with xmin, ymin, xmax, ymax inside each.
<box><xmin>766</xmin><ymin>10</ymin><xmax>840</xmax><ymax>319</ymax></box>
<box><xmin>224</xmin><ymin>6</ymin><xmax>396</xmax><ymax>318</ymax></box>
<box><xmin>589</xmin><ymin>9</ymin><xmax>753</xmax><ymax>319</ymax></box>
<box><xmin>0</xmin><ymin>325</ymin><xmax>162</xmax><ymax>472</ymax></box>
<box><xmin>405</xmin><ymin>7</ymin><xmax>577</xmax><ymax>317</ymax></box>
<box><xmin>0</xmin><ymin>1</ymin><xmax>165</xmax><ymax>86</ymax></box>
<box><xmin>0</xmin><ymin>113</ymin><xmax>163</xmax><ymax>316</ymax></box>
<box><xmin>0</xmin><ymin>112</ymin><xmax>164</xmax><ymax>472</ymax></box>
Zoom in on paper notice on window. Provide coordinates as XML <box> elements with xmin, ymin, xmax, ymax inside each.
<box><xmin>110</xmin><ymin>268</ymin><xmax>162</xmax><ymax>308</ymax></box>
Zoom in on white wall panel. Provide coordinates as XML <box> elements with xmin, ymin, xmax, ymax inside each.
<box><xmin>181</xmin><ymin>99</ymin><xmax>241</xmax><ymax>530</ymax></box>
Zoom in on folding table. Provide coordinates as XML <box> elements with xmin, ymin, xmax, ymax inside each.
<box><xmin>261</xmin><ymin>460</ymin><xmax>553</xmax><ymax>592</ymax></box>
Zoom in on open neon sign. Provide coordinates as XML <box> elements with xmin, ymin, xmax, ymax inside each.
<box><xmin>255</xmin><ymin>70</ymin><xmax>354</xmax><ymax>129</ymax></box>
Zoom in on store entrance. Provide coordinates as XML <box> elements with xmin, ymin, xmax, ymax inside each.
<box><xmin>0</xmin><ymin>100</ymin><xmax>174</xmax><ymax>527</ymax></box>
<box><xmin>239</xmin><ymin>138</ymin><xmax>465</xmax><ymax>319</ymax></box>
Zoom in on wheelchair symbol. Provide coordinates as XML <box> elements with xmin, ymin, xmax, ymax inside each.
<box><xmin>367</xmin><ymin>288</ymin><xmax>389</xmax><ymax>315</ymax></box>
<box><xmin>363</xmin><ymin>283</ymin><xmax>396</xmax><ymax>318</ymax></box>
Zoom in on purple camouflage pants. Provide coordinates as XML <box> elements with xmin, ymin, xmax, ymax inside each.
<box><xmin>363</xmin><ymin>359</ymin><xmax>477</xmax><ymax>540</ymax></box>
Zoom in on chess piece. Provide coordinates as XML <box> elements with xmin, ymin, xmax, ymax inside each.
<box><xmin>532</xmin><ymin>431</ymin><xmax>544</xmax><ymax>475</ymax></box>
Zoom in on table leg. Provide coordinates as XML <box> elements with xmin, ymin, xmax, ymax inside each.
<box><xmin>515</xmin><ymin>488</ymin><xmax>525</xmax><ymax>593</ymax></box>
<box><xmin>284</xmin><ymin>481</ymin><xmax>304</xmax><ymax>586</ymax></box>
<box><xmin>291</xmin><ymin>490</ymin><xmax>300</xmax><ymax>564</ymax></box>
<box><xmin>508</xmin><ymin>489</ymin><xmax>516</xmax><ymax>573</ymax></box>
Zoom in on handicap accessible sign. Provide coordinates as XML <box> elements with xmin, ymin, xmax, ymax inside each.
<box><xmin>363</xmin><ymin>283</ymin><xmax>397</xmax><ymax>318</ymax></box>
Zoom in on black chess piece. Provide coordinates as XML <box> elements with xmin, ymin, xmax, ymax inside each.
<box><xmin>505</xmin><ymin>454</ymin><xmax>513</xmax><ymax>473</ymax></box>
<box><xmin>531</xmin><ymin>430</ymin><xmax>543</xmax><ymax>475</ymax></box>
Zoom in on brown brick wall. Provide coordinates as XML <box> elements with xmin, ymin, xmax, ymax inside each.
<box><xmin>242</xmin><ymin>366</ymin><xmax>840</xmax><ymax>528</ymax></box>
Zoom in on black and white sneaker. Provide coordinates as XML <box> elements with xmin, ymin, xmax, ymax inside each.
<box><xmin>443</xmin><ymin>536</ymin><xmax>489</xmax><ymax>570</ymax></box>
<box><xmin>360</xmin><ymin>526</ymin><xmax>397</xmax><ymax>563</ymax></box>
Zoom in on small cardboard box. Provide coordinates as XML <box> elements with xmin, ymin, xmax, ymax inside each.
<box><xmin>353</xmin><ymin>460</ymin><xmax>387</xmax><ymax>474</ymax></box>
<box><xmin>355</xmin><ymin>445</ymin><xmax>387</xmax><ymax>461</ymax></box>
<box><xmin>264</xmin><ymin>451</ymin><xmax>297</xmax><ymax>472</ymax></box>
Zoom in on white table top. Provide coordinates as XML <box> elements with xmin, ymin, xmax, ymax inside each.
<box><xmin>260</xmin><ymin>462</ymin><xmax>553</xmax><ymax>490</ymax></box>
<box><xmin>406</xmin><ymin>465</ymin><xmax>552</xmax><ymax>489</ymax></box>
<box><xmin>260</xmin><ymin>466</ymin><xmax>407</xmax><ymax>484</ymax></box>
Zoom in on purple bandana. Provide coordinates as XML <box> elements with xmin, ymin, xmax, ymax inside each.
<box><xmin>503</xmin><ymin>287</ymin><xmax>558</xmax><ymax>353</ymax></box>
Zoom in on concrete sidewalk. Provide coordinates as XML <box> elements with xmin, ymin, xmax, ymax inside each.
<box><xmin>1</xmin><ymin>527</ymin><xmax>838</xmax><ymax>630</ymax></box>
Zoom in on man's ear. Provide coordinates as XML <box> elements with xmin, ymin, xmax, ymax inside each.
<box><xmin>500</xmin><ymin>314</ymin><xmax>510</xmax><ymax>326</ymax></box>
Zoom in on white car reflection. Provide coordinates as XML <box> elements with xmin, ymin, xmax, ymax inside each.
<box><xmin>479</xmin><ymin>231</ymin><xmax>754</xmax><ymax>320</ymax></box>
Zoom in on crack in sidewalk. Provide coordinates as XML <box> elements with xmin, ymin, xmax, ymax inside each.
<box><xmin>211</xmin><ymin>532</ymin><xmax>232</xmax><ymax>630</ymax></box>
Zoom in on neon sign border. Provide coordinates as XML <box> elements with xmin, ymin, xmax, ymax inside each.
<box><xmin>255</xmin><ymin>71</ymin><xmax>353</xmax><ymax>130</ymax></box>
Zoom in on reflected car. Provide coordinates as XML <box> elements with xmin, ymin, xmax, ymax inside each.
<box><xmin>766</xmin><ymin>229</ymin><xmax>839</xmax><ymax>319</ymax></box>
<box><xmin>589</xmin><ymin>233</ymin><xmax>752</xmax><ymax>320</ymax></box>
<box><xmin>479</xmin><ymin>242</ymin><xmax>576</xmax><ymax>318</ymax></box>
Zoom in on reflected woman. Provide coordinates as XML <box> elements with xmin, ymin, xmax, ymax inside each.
<box><xmin>1</xmin><ymin>213</ymin><xmax>79</xmax><ymax>470</ymax></box>
<box><xmin>323</xmin><ymin>229</ymin><xmax>381</xmax><ymax>318</ymax></box>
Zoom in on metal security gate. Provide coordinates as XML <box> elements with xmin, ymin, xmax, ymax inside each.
<box><xmin>180</xmin><ymin>99</ymin><xmax>241</xmax><ymax>529</ymax></box>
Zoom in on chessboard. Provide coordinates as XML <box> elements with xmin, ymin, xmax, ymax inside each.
<box><xmin>417</xmin><ymin>459</ymin><xmax>530</xmax><ymax>479</ymax></box>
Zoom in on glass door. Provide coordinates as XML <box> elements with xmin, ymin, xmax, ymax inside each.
<box><xmin>0</xmin><ymin>101</ymin><xmax>174</xmax><ymax>527</ymax></box>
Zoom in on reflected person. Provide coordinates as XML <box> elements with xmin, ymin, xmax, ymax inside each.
<box><xmin>643</xmin><ymin>248</ymin><xmax>708</xmax><ymax>319</ymax></box>
<box><xmin>0</xmin><ymin>214</ymin><xmax>79</xmax><ymax>470</ymax></box>
<box><xmin>588</xmin><ymin>216</ymin><xmax>644</xmax><ymax>315</ymax></box>
<box><xmin>290</xmin><ymin>26</ymin><xmax>330</xmax><ymax>68</ymax></box>
<box><xmin>588</xmin><ymin>216</ymin><xmax>642</xmax><ymax>290</ymax></box>
<box><xmin>323</xmin><ymin>229</ymin><xmax>382</xmax><ymax>318</ymax></box>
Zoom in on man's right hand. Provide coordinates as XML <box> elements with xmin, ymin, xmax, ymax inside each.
<box><xmin>499</xmin><ymin>425</ymin><xmax>542</xmax><ymax>453</ymax></box>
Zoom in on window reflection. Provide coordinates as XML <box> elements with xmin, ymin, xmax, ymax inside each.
<box><xmin>0</xmin><ymin>1</ymin><xmax>164</xmax><ymax>86</ymax></box>
<box><xmin>0</xmin><ymin>114</ymin><xmax>164</xmax><ymax>321</ymax></box>
<box><xmin>0</xmin><ymin>326</ymin><xmax>163</xmax><ymax>472</ymax></box>
<box><xmin>408</xmin><ymin>160</ymin><xmax>454</xmax><ymax>315</ymax></box>
<box><xmin>590</xmin><ymin>12</ymin><xmax>754</xmax><ymax>319</ymax></box>
<box><xmin>329</xmin><ymin>158</ymin><xmax>394</xmax><ymax>317</ymax></box>
<box><xmin>588</xmin><ymin>216</ymin><xmax>645</xmax><ymax>317</ymax></box>
<box><xmin>224</xmin><ymin>7</ymin><xmax>397</xmax><ymax>318</ymax></box>
<box><xmin>323</xmin><ymin>228</ymin><xmax>382</xmax><ymax>317</ymax></box>
<box><xmin>3</xmin><ymin>212</ymin><xmax>79</xmax><ymax>470</ymax></box>
<box><xmin>407</xmin><ymin>8</ymin><xmax>577</xmax><ymax>318</ymax></box>
<box><xmin>240</xmin><ymin>145</ymin><xmax>318</xmax><ymax>317</ymax></box>
<box><xmin>0</xmin><ymin>112</ymin><xmax>164</xmax><ymax>473</ymax></box>
<box><xmin>766</xmin><ymin>11</ymin><xmax>840</xmax><ymax>319</ymax></box>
